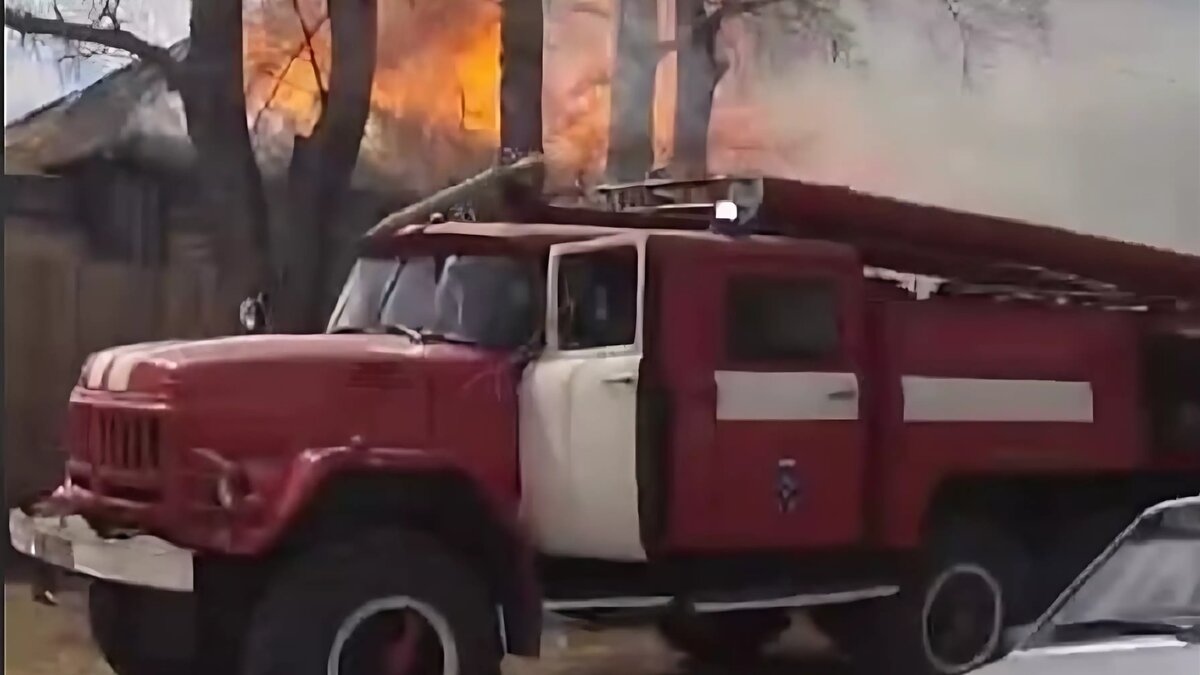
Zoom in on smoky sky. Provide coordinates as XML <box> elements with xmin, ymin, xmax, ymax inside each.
<box><xmin>704</xmin><ymin>0</ymin><xmax>1200</xmax><ymax>252</ymax></box>
<box><xmin>6</xmin><ymin>0</ymin><xmax>1197</xmax><ymax>253</ymax></box>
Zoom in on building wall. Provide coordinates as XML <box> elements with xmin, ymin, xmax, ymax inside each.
<box><xmin>4</xmin><ymin>168</ymin><xmax>404</xmax><ymax>507</ymax></box>
<box><xmin>4</xmin><ymin>171</ymin><xmax>225</xmax><ymax>506</ymax></box>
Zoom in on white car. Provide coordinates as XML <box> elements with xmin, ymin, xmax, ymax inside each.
<box><xmin>977</xmin><ymin>495</ymin><xmax>1200</xmax><ymax>675</ymax></box>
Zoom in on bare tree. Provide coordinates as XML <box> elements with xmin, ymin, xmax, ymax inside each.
<box><xmin>938</xmin><ymin>0</ymin><xmax>1050</xmax><ymax>88</ymax></box>
<box><xmin>671</xmin><ymin>0</ymin><xmax>853</xmax><ymax>178</ymax></box>
<box><xmin>270</xmin><ymin>0</ymin><xmax>378</xmax><ymax>331</ymax></box>
<box><xmin>6</xmin><ymin>0</ymin><xmax>273</xmax><ymax>318</ymax></box>
<box><xmin>501</xmin><ymin>0</ymin><xmax>544</xmax><ymax>162</ymax></box>
<box><xmin>5</xmin><ymin>0</ymin><xmax>379</xmax><ymax>332</ymax></box>
<box><xmin>666</xmin><ymin>0</ymin><xmax>1048</xmax><ymax>178</ymax></box>
<box><xmin>672</xmin><ymin>0</ymin><xmax>726</xmax><ymax>179</ymax></box>
<box><xmin>606</xmin><ymin>0</ymin><xmax>660</xmax><ymax>182</ymax></box>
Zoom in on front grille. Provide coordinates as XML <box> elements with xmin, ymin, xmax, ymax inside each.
<box><xmin>91</xmin><ymin>409</ymin><xmax>162</xmax><ymax>472</ymax></box>
<box><xmin>68</xmin><ymin>403</ymin><xmax>165</xmax><ymax>501</ymax></box>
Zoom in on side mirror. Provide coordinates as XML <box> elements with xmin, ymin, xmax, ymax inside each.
<box><xmin>239</xmin><ymin>293</ymin><xmax>269</xmax><ymax>334</ymax></box>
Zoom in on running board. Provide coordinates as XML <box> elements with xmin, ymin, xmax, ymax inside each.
<box><xmin>544</xmin><ymin>585</ymin><xmax>898</xmax><ymax>614</ymax></box>
<box><xmin>544</xmin><ymin>596</ymin><xmax>673</xmax><ymax>612</ymax></box>
<box><xmin>693</xmin><ymin>585</ymin><xmax>898</xmax><ymax>613</ymax></box>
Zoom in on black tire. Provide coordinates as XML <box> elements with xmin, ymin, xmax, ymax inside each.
<box><xmin>87</xmin><ymin>581</ymin><xmax>199</xmax><ymax>675</ymax></box>
<box><xmin>243</xmin><ymin>528</ymin><xmax>502</xmax><ymax>675</ymax></box>
<box><xmin>816</xmin><ymin>520</ymin><xmax>1030</xmax><ymax>675</ymax></box>
<box><xmin>658</xmin><ymin>608</ymin><xmax>789</xmax><ymax>665</ymax></box>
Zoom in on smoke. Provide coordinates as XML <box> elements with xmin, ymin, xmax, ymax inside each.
<box><xmin>704</xmin><ymin>0</ymin><xmax>1200</xmax><ymax>252</ymax></box>
<box><xmin>543</xmin><ymin>0</ymin><xmax>617</xmax><ymax>186</ymax></box>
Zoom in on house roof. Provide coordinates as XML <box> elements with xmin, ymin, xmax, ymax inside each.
<box><xmin>4</xmin><ymin>41</ymin><xmax>192</xmax><ymax>175</ymax></box>
<box><xmin>3</xmin><ymin>39</ymin><xmax>488</xmax><ymax>198</ymax></box>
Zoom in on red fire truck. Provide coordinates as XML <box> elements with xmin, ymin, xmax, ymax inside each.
<box><xmin>11</xmin><ymin>177</ymin><xmax>1200</xmax><ymax>675</ymax></box>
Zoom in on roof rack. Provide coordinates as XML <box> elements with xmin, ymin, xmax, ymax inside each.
<box><xmin>582</xmin><ymin>176</ymin><xmax>1200</xmax><ymax>305</ymax></box>
<box><xmin>592</xmin><ymin>176</ymin><xmax>747</xmax><ymax>217</ymax></box>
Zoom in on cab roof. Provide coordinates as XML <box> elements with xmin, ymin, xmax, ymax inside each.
<box><xmin>366</xmin><ymin>219</ymin><xmax>861</xmax><ymax>267</ymax></box>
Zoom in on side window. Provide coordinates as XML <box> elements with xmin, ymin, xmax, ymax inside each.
<box><xmin>726</xmin><ymin>277</ymin><xmax>840</xmax><ymax>362</ymax></box>
<box><xmin>557</xmin><ymin>247</ymin><xmax>639</xmax><ymax>350</ymax></box>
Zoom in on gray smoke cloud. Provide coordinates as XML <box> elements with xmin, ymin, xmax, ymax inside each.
<box><xmin>705</xmin><ymin>0</ymin><xmax>1199</xmax><ymax>253</ymax></box>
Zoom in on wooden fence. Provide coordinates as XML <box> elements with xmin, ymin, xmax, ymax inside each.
<box><xmin>4</xmin><ymin>220</ymin><xmax>225</xmax><ymax>506</ymax></box>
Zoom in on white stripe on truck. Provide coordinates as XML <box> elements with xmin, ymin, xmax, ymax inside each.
<box><xmin>902</xmin><ymin>376</ymin><xmax>1094</xmax><ymax>423</ymax></box>
<box><xmin>105</xmin><ymin>341</ymin><xmax>180</xmax><ymax>391</ymax></box>
<box><xmin>85</xmin><ymin>349</ymin><xmax>118</xmax><ymax>389</ymax></box>
<box><xmin>712</xmin><ymin>372</ymin><xmax>1092</xmax><ymax>424</ymax></box>
<box><xmin>715</xmin><ymin>371</ymin><xmax>861</xmax><ymax>421</ymax></box>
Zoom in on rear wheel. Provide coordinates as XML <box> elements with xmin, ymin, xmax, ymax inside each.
<box><xmin>658</xmin><ymin>608</ymin><xmax>790</xmax><ymax>665</ymax></box>
<box><xmin>816</xmin><ymin>520</ymin><xmax>1029</xmax><ymax>675</ymax></box>
<box><xmin>242</xmin><ymin>529</ymin><xmax>501</xmax><ymax>675</ymax></box>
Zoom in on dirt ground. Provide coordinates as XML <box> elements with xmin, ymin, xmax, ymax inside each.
<box><xmin>4</xmin><ymin>577</ymin><xmax>850</xmax><ymax>675</ymax></box>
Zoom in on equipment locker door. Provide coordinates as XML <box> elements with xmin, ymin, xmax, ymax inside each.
<box><xmin>519</xmin><ymin>234</ymin><xmax>650</xmax><ymax>561</ymax></box>
<box><xmin>706</xmin><ymin>261</ymin><xmax>867</xmax><ymax>549</ymax></box>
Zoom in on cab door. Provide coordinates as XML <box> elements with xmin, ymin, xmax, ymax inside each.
<box><xmin>705</xmin><ymin>261</ymin><xmax>867</xmax><ymax>549</ymax></box>
<box><xmin>519</xmin><ymin>234</ymin><xmax>650</xmax><ymax>561</ymax></box>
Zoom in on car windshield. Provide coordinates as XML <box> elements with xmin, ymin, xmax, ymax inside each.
<box><xmin>327</xmin><ymin>254</ymin><xmax>538</xmax><ymax>349</ymax></box>
<box><xmin>1026</xmin><ymin>501</ymin><xmax>1200</xmax><ymax>647</ymax></box>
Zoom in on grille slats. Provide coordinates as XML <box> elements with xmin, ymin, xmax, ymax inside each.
<box><xmin>69</xmin><ymin>405</ymin><xmax>165</xmax><ymax>502</ymax></box>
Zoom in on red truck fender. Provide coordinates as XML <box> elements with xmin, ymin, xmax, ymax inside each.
<box><xmin>248</xmin><ymin>445</ymin><xmax>543</xmax><ymax>657</ymax></box>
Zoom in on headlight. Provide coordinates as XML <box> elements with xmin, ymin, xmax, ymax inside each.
<box><xmin>215</xmin><ymin>471</ymin><xmax>251</xmax><ymax>510</ymax></box>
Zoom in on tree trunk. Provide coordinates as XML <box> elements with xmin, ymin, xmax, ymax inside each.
<box><xmin>277</xmin><ymin>0</ymin><xmax>379</xmax><ymax>333</ymax></box>
<box><xmin>672</xmin><ymin>0</ymin><xmax>721</xmax><ymax>179</ymax></box>
<box><xmin>607</xmin><ymin>0</ymin><xmax>659</xmax><ymax>182</ymax></box>
<box><xmin>500</xmin><ymin>0</ymin><xmax>544</xmax><ymax>162</ymax></box>
<box><xmin>178</xmin><ymin>0</ymin><xmax>273</xmax><ymax>329</ymax></box>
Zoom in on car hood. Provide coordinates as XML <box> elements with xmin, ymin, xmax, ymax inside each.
<box><xmin>82</xmin><ymin>334</ymin><xmax>500</xmax><ymax>394</ymax></box>
<box><xmin>976</xmin><ymin>637</ymin><xmax>1200</xmax><ymax>675</ymax></box>
<box><xmin>77</xmin><ymin>334</ymin><xmax>517</xmax><ymax>453</ymax></box>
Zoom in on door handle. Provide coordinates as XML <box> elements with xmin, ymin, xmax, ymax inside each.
<box><xmin>827</xmin><ymin>389</ymin><xmax>858</xmax><ymax>401</ymax></box>
<box><xmin>603</xmin><ymin>373</ymin><xmax>638</xmax><ymax>385</ymax></box>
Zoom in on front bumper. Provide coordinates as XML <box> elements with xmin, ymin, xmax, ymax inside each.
<box><xmin>9</xmin><ymin>509</ymin><xmax>194</xmax><ymax>592</ymax></box>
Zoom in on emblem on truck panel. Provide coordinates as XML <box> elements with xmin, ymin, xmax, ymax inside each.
<box><xmin>777</xmin><ymin>459</ymin><xmax>800</xmax><ymax>514</ymax></box>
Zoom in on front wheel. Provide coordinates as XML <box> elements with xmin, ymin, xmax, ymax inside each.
<box><xmin>88</xmin><ymin>580</ymin><xmax>226</xmax><ymax>675</ymax></box>
<box><xmin>242</xmin><ymin>529</ymin><xmax>501</xmax><ymax>675</ymax></box>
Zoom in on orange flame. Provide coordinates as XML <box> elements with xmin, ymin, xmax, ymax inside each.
<box><xmin>244</xmin><ymin>0</ymin><xmax>502</xmax><ymax>187</ymax></box>
<box><xmin>244</xmin><ymin>0</ymin><xmax>681</xmax><ymax>189</ymax></box>
<box><xmin>242</xmin><ymin>0</ymin><xmax>785</xmax><ymax>191</ymax></box>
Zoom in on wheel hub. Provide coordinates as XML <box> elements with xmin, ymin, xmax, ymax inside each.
<box><xmin>328</xmin><ymin>597</ymin><xmax>457</xmax><ymax>675</ymax></box>
<box><xmin>922</xmin><ymin>564</ymin><xmax>1003</xmax><ymax>674</ymax></box>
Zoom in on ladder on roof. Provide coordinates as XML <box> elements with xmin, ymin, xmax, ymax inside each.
<box><xmin>585</xmin><ymin>175</ymin><xmax>1200</xmax><ymax>311</ymax></box>
<box><xmin>592</xmin><ymin>176</ymin><xmax>763</xmax><ymax>219</ymax></box>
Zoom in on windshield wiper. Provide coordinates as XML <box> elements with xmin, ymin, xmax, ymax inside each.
<box><xmin>330</xmin><ymin>324</ymin><xmax>424</xmax><ymax>343</ymax></box>
<box><xmin>1052</xmin><ymin>618</ymin><xmax>1199</xmax><ymax>642</ymax></box>
<box><xmin>417</xmin><ymin>329</ymin><xmax>476</xmax><ymax>345</ymax></box>
<box><xmin>381</xmin><ymin>324</ymin><xmax>424</xmax><ymax>343</ymax></box>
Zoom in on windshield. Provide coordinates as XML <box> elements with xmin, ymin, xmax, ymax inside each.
<box><xmin>1026</xmin><ymin>502</ymin><xmax>1200</xmax><ymax>647</ymax></box>
<box><xmin>328</xmin><ymin>255</ymin><xmax>538</xmax><ymax>349</ymax></box>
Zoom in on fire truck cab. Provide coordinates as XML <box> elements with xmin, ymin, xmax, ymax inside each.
<box><xmin>12</xmin><ymin>177</ymin><xmax>1200</xmax><ymax>675</ymax></box>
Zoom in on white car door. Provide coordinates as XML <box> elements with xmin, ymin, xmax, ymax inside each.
<box><xmin>519</xmin><ymin>233</ymin><xmax>649</xmax><ymax>561</ymax></box>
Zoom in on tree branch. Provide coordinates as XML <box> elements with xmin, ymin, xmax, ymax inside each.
<box><xmin>290</xmin><ymin>0</ymin><xmax>329</xmax><ymax>108</ymax></box>
<box><xmin>249</xmin><ymin>13</ymin><xmax>330</xmax><ymax>133</ymax></box>
<box><xmin>940</xmin><ymin>0</ymin><xmax>974</xmax><ymax>88</ymax></box>
<box><xmin>4</xmin><ymin>8</ymin><xmax>178</xmax><ymax>77</ymax></box>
